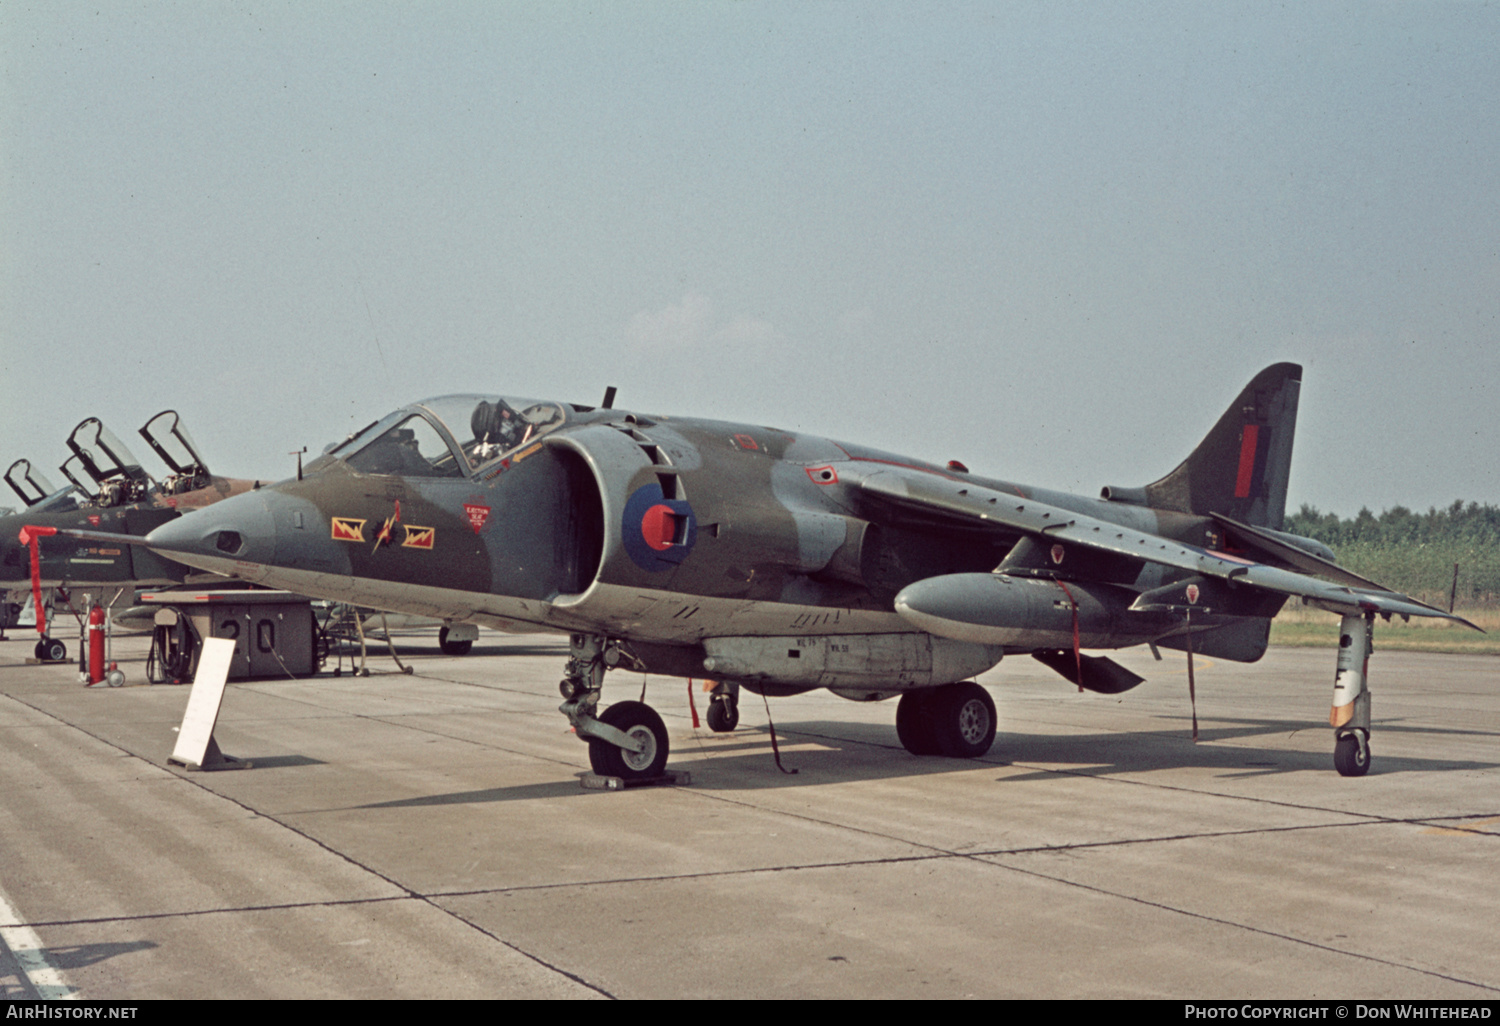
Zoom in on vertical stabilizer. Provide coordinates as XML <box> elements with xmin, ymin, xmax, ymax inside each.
<box><xmin>1142</xmin><ymin>363</ymin><xmax>1301</xmax><ymax>529</ymax></box>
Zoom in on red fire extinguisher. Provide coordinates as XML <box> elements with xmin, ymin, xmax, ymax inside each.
<box><xmin>88</xmin><ymin>603</ymin><xmax>105</xmax><ymax>685</ymax></box>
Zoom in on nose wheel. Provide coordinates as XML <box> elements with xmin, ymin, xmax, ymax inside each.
<box><xmin>587</xmin><ymin>701</ymin><xmax>670</xmax><ymax>780</ymax></box>
<box><xmin>560</xmin><ymin>634</ymin><xmax>675</xmax><ymax>784</ymax></box>
<box><xmin>34</xmin><ymin>636</ymin><xmax>67</xmax><ymax>662</ymax></box>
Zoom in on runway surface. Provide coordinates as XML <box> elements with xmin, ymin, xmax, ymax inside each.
<box><xmin>1</xmin><ymin>628</ymin><xmax>1496</xmax><ymax>999</ymax></box>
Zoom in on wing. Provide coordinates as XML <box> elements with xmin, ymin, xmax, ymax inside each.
<box><xmin>852</xmin><ymin>466</ymin><xmax>1481</xmax><ymax>630</ymax></box>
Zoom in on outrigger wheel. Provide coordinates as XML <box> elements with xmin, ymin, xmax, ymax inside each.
<box><xmin>1330</xmin><ymin>612</ymin><xmax>1375</xmax><ymax>778</ymax></box>
<box><xmin>1334</xmin><ymin>731</ymin><xmax>1370</xmax><ymax>777</ymax></box>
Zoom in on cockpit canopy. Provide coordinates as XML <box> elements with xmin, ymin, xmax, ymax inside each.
<box><xmin>328</xmin><ymin>395</ymin><xmax>567</xmax><ymax>479</ymax></box>
<box><xmin>139</xmin><ymin>410</ymin><xmax>212</xmax><ymax>494</ymax></box>
<box><xmin>5</xmin><ymin>459</ymin><xmax>58</xmax><ymax>507</ymax></box>
<box><xmin>63</xmin><ymin>417</ymin><xmax>153</xmax><ymax>507</ymax></box>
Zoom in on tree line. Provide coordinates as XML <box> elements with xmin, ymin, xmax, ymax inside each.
<box><xmin>1284</xmin><ymin>501</ymin><xmax>1500</xmax><ymax>608</ymax></box>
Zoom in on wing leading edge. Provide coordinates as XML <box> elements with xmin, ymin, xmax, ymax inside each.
<box><xmin>855</xmin><ymin>467</ymin><xmax>1481</xmax><ymax>631</ymax></box>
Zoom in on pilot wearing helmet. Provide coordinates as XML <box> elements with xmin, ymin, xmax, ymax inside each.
<box><xmin>471</xmin><ymin>399</ymin><xmax>528</xmax><ymax>451</ymax></box>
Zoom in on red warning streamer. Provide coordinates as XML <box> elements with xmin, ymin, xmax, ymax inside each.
<box><xmin>1055</xmin><ymin>579</ymin><xmax>1084</xmax><ymax>692</ymax></box>
<box><xmin>1185</xmin><ymin>607</ymin><xmax>1200</xmax><ymax>742</ymax></box>
<box><xmin>18</xmin><ymin>526</ymin><xmax>57</xmax><ymax>637</ymax></box>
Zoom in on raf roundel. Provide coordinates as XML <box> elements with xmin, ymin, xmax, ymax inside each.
<box><xmin>622</xmin><ymin>483</ymin><xmax>697</xmax><ymax>572</ymax></box>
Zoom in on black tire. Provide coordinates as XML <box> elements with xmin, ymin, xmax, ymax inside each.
<box><xmin>37</xmin><ymin>637</ymin><xmax>67</xmax><ymax>663</ymax></box>
<box><xmin>1334</xmin><ymin>733</ymin><xmax>1370</xmax><ymax>777</ymax></box>
<box><xmin>706</xmin><ymin>695</ymin><xmax>739</xmax><ymax>733</ymax></box>
<box><xmin>929</xmin><ymin>682</ymin><xmax>997</xmax><ymax>759</ymax></box>
<box><xmin>896</xmin><ymin>691</ymin><xmax>940</xmax><ymax>755</ymax></box>
<box><xmin>438</xmin><ymin>627</ymin><xmax>473</xmax><ymax>656</ymax></box>
<box><xmin>587</xmin><ymin>700</ymin><xmax>670</xmax><ymax>780</ymax></box>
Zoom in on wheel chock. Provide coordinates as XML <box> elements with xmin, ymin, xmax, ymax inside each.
<box><xmin>580</xmin><ymin>770</ymin><xmax>691</xmax><ymax>791</ymax></box>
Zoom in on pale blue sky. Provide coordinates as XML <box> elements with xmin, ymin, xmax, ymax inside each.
<box><xmin>4</xmin><ymin>2</ymin><xmax>1497</xmax><ymax>515</ymax></box>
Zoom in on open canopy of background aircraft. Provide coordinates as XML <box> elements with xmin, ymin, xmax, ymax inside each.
<box><xmin>116</xmin><ymin>364</ymin><xmax>1476</xmax><ymax>779</ymax></box>
<box><xmin>4</xmin><ymin>410</ymin><xmax>259</xmax><ymax>659</ymax></box>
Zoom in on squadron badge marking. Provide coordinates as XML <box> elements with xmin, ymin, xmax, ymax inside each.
<box><xmin>331</xmin><ymin>517</ymin><xmax>366</xmax><ymax>542</ymax></box>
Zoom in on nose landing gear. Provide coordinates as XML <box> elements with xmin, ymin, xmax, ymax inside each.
<box><xmin>34</xmin><ymin>635</ymin><xmax>67</xmax><ymax>663</ymax></box>
<box><xmin>559</xmin><ymin>634</ymin><xmax>678</xmax><ymax>787</ymax></box>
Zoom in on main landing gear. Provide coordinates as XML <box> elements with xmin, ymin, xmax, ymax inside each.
<box><xmin>895</xmin><ymin>682</ymin><xmax>997</xmax><ymax>758</ymax></box>
<box><xmin>558</xmin><ymin>634</ymin><xmax>673</xmax><ymax>783</ymax></box>
<box><xmin>437</xmin><ymin>625</ymin><xmax>474</xmax><ymax>656</ymax></box>
<box><xmin>706</xmin><ymin>681</ymin><xmax>740</xmax><ymax>733</ymax></box>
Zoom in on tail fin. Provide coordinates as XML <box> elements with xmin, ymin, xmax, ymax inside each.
<box><xmin>1130</xmin><ymin>363</ymin><xmax>1301</xmax><ymax>530</ymax></box>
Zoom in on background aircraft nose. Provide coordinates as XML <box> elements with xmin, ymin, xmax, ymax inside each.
<box><xmin>146</xmin><ymin>489</ymin><xmax>279</xmax><ymax>570</ymax></box>
<box><xmin>0</xmin><ymin>517</ymin><xmax>28</xmax><ymax>584</ymax></box>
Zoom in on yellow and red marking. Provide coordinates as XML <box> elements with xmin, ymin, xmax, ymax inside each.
<box><xmin>402</xmin><ymin>525</ymin><xmax>435</xmax><ymax>549</ymax></box>
<box><xmin>372</xmin><ymin>500</ymin><xmax>402</xmax><ymax>552</ymax></box>
<box><xmin>331</xmin><ymin>517</ymin><xmax>366</xmax><ymax>542</ymax></box>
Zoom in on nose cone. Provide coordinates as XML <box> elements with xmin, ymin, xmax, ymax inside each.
<box><xmin>146</xmin><ymin>488</ymin><xmax>279</xmax><ymax>575</ymax></box>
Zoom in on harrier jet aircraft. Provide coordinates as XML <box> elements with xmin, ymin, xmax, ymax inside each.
<box><xmin>101</xmin><ymin>364</ymin><xmax>1474</xmax><ymax>779</ymax></box>
<box><xmin>3</xmin><ymin>411</ymin><xmax>258</xmax><ymax>659</ymax></box>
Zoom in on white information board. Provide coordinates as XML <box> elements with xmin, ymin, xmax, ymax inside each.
<box><xmin>169</xmin><ymin>637</ymin><xmax>235</xmax><ymax>769</ymax></box>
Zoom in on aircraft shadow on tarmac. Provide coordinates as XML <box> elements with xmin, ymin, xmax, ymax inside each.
<box><xmin>340</xmin><ymin>712</ymin><xmax>1500</xmax><ymax>810</ymax></box>
<box><xmin>43</xmin><ymin>939</ymin><xmax>157</xmax><ymax>971</ymax></box>
<box><xmin>356</xmin><ymin>642</ymin><xmax>569</xmax><ymax>659</ymax></box>
<box><xmin>235</xmin><ymin>754</ymin><xmax>325</xmax><ymax>769</ymax></box>
<box><xmin>0</xmin><ymin>939</ymin><xmax>155</xmax><ymax>998</ymax></box>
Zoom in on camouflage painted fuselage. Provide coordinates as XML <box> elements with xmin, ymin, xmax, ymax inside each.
<box><xmin>142</xmin><ymin>373</ymin><xmax>1302</xmax><ymax>693</ymax></box>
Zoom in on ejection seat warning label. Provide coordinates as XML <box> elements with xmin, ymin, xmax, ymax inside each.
<box><xmin>170</xmin><ymin>637</ymin><xmax>234</xmax><ymax>768</ymax></box>
<box><xmin>464</xmin><ymin>503</ymin><xmax>491</xmax><ymax>533</ymax></box>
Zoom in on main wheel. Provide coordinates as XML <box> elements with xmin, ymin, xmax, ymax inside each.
<box><xmin>587</xmin><ymin>700</ymin><xmax>670</xmax><ymax>780</ymax></box>
<box><xmin>706</xmin><ymin>695</ymin><xmax>739</xmax><ymax>733</ymax></box>
<box><xmin>929</xmin><ymin>682</ymin><xmax>997</xmax><ymax>758</ymax></box>
<box><xmin>36</xmin><ymin>637</ymin><xmax>66</xmax><ymax>662</ymax></box>
<box><xmin>438</xmin><ymin>627</ymin><xmax>473</xmax><ymax>656</ymax></box>
<box><xmin>1334</xmin><ymin>733</ymin><xmax>1370</xmax><ymax>777</ymax></box>
<box><xmin>896</xmin><ymin>691</ymin><xmax>940</xmax><ymax>755</ymax></box>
